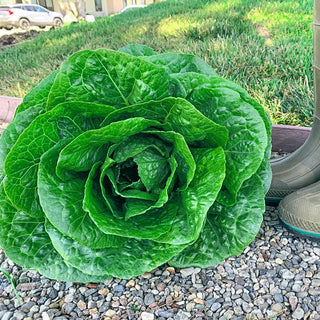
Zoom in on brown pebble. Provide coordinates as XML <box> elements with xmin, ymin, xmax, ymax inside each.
<box><xmin>141</xmin><ymin>272</ymin><xmax>152</xmax><ymax>279</ymax></box>
<box><xmin>90</xmin><ymin>308</ymin><xmax>98</xmax><ymax>314</ymax></box>
<box><xmin>166</xmin><ymin>295</ymin><xmax>174</xmax><ymax>305</ymax></box>
<box><xmin>98</xmin><ymin>288</ymin><xmax>109</xmax><ymax>295</ymax></box>
<box><xmin>148</xmin><ymin>302</ymin><xmax>158</xmax><ymax>309</ymax></box>
<box><xmin>194</xmin><ymin>298</ymin><xmax>204</xmax><ymax>304</ymax></box>
<box><xmin>104</xmin><ymin>309</ymin><xmax>116</xmax><ymax>317</ymax></box>
<box><xmin>166</xmin><ymin>267</ymin><xmax>175</xmax><ymax>274</ymax></box>
<box><xmin>126</xmin><ymin>279</ymin><xmax>135</xmax><ymax>288</ymax></box>
<box><xmin>77</xmin><ymin>300</ymin><xmax>87</xmax><ymax>310</ymax></box>
<box><xmin>156</xmin><ymin>282</ymin><xmax>166</xmax><ymax>292</ymax></box>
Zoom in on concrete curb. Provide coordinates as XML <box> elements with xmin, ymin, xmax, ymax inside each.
<box><xmin>0</xmin><ymin>96</ymin><xmax>23</xmax><ymax>123</ymax></box>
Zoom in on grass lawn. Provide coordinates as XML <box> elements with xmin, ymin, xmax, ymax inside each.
<box><xmin>0</xmin><ymin>0</ymin><xmax>314</xmax><ymax>126</ymax></box>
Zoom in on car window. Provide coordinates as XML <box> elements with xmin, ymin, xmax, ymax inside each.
<box><xmin>0</xmin><ymin>7</ymin><xmax>10</xmax><ymax>11</ymax></box>
<box><xmin>23</xmin><ymin>5</ymin><xmax>36</xmax><ymax>11</ymax></box>
<box><xmin>34</xmin><ymin>6</ymin><xmax>48</xmax><ymax>12</ymax></box>
<box><xmin>12</xmin><ymin>5</ymin><xmax>22</xmax><ymax>9</ymax></box>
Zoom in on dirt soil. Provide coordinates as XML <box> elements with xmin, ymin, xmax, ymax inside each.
<box><xmin>0</xmin><ymin>29</ymin><xmax>40</xmax><ymax>49</ymax></box>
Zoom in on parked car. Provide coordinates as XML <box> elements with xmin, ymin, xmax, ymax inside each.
<box><xmin>0</xmin><ymin>4</ymin><xmax>63</xmax><ymax>30</ymax></box>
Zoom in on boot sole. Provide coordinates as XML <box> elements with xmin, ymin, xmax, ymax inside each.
<box><xmin>279</xmin><ymin>217</ymin><xmax>320</xmax><ymax>241</ymax></box>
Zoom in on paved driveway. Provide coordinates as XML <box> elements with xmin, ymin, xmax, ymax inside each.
<box><xmin>0</xmin><ymin>26</ymin><xmax>50</xmax><ymax>37</ymax></box>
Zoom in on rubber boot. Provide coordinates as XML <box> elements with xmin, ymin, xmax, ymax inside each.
<box><xmin>277</xmin><ymin>0</ymin><xmax>320</xmax><ymax>238</ymax></box>
<box><xmin>266</xmin><ymin>0</ymin><xmax>320</xmax><ymax>204</ymax></box>
<box><xmin>279</xmin><ymin>180</ymin><xmax>320</xmax><ymax>239</ymax></box>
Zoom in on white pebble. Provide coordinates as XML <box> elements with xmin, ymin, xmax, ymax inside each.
<box><xmin>141</xmin><ymin>312</ymin><xmax>154</xmax><ymax>320</ymax></box>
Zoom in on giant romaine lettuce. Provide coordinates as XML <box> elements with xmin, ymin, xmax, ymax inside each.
<box><xmin>0</xmin><ymin>44</ymin><xmax>271</xmax><ymax>281</ymax></box>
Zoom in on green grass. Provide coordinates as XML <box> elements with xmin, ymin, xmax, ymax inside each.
<box><xmin>0</xmin><ymin>267</ymin><xmax>21</xmax><ymax>304</ymax></box>
<box><xmin>0</xmin><ymin>0</ymin><xmax>314</xmax><ymax>126</ymax></box>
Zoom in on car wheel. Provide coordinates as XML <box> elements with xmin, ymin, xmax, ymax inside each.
<box><xmin>53</xmin><ymin>18</ymin><xmax>63</xmax><ymax>28</ymax></box>
<box><xmin>19</xmin><ymin>18</ymin><xmax>30</xmax><ymax>31</ymax></box>
<box><xmin>4</xmin><ymin>27</ymin><xmax>13</xmax><ymax>30</ymax></box>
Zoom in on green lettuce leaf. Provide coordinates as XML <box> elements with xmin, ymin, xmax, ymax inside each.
<box><xmin>47</xmin><ymin>49</ymin><xmax>171</xmax><ymax>108</ymax></box>
<box><xmin>0</xmin><ymin>71</ymin><xmax>57</xmax><ymax>175</ymax></box>
<box><xmin>169</xmin><ymin>174</ymin><xmax>265</xmax><ymax>268</ymax></box>
<box><xmin>118</xmin><ymin>43</ymin><xmax>158</xmax><ymax>56</ymax></box>
<box><xmin>4</xmin><ymin>102</ymin><xmax>114</xmax><ymax>217</ymax></box>
<box><xmin>0</xmin><ymin>182</ymin><xmax>109</xmax><ymax>282</ymax></box>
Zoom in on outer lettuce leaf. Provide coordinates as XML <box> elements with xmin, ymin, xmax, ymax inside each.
<box><xmin>118</xmin><ymin>43</ymin><xmax>158</xmax><ymax>56</ymax></box>
<box><xmin>120</xmin><ymin>44</ymin><xmax>217</xmax><ymax>76</ymax></box>
<box><xmin>0</xmin><ymin>71</ymin><xmax>57</xmax><ymax>175</ymax></box>
<box><xmin>173</xmin><ymin>72</ymin><xmax>269</xmax><ymax>205</ymax></box>
<box><xmin>15</xmin><ymin>70</ymin><xmax>58</xmax><ymax>115</ymax></box>
<box><xmin>189</xmin><ymin>86</ymin><xmax>267</xmax><ymax>205</ymax></box>
<box><xmin>0</xmin><ymin>182</ymin><xmax>109</xmax><ymax>283</ymax></box>
<box><xmin>143</xmin><ymin>53</ymin><xmax>217</xmax><ymax>76</ymax></box>
<box><xmin>169</xmin><ymin>174</ymin><xmax>265</xmax><ymax>268</ymax></box>
<box><xmin>45</xmin><ymin>219</ymin><xmax>184</xmax><ymax>279</ymax></box>
<box><xmin>4</xmin><ymin>102</ymin><xmax>114</xmax><ymax>217</ymax></box>
<box><xmin>46</xmin><ymin>49</ymin><xmax>172</xmax><ymax>109</ymax></box>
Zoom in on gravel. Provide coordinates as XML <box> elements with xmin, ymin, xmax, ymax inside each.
<box><xmin>1</xmin><ymin>206</ymin><xmax>320</xmax><ymax>320</ymax></box>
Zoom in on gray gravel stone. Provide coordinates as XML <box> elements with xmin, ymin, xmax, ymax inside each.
<box><xmin>158</xmin><ymin>310</ymin><xmax>174</xmax><ymax>318</ymax></box>
<box><xmin>21</xmin><ymin>301</ymin><xmax>36</xmax><ymax>311</ymax></box>
<box><xmin>174</xmin><ymin>310</ymin><xmax>191</xmax><ymax>320</ymax></box>
<box><xmin>48</xmin><ymin>288</ymin><xmax>58</xmax><ymax>299</ymax></box>
<box><xmin>64</xmin><ymin>293</ymin><xmax>74</xmax><ymax>303</ymax></box>
<box><xmin>1</xmin><ymin>311</ymin><xmax>13</xmax><ymax>320</ymax></box>
<box><xmin>205</xmin><ymin>298</ymin><xmax>216</xmax><ymax>308</ymax></box>
<box><xmin>98</xmin><ymin>302</ymin><xmax>110</xmax><ymax>313</ymax></box>
<box><xmin>281</xmin><ymin>270</ymin><xmax>295</xmax><ymax>279</ymax></box>
<box><xmin>274</xmin><ymin>293</ymin><xmax>284</xmax><ymax>302</ymax></box>
<box><xmin>144</xmin><ymin>293</ymin><xmax>155</xmax><ymax>306</ymax></box>
<box><xmin>211</xmin><ymin>302</ymin><xmax>222</xmax><ymax>312</ymax></box>
<box><xmin>292</xmin><ymin>307</ymin><xmax>305</xmax><ymax>319</ymax></box>
<box><xmin>242</xmin><ymin>302</ymin><xmax>251</xmax><ymax>313</ymax></box>
<box><xmin>180</xmin><ymin>268</ymin><xmax>195</xmax><ymax>278</ymax></box>
<box><xmin>64</xmin><ymin>302</ymin><xmax>76</xmax><ymax>314</ymax></box>
<box><xmin>113</xmin><ymin>284</ymin><xmax>125</xmax><ymax>293</ymax></box>
<box><xmin>12</xmin><ymin>311</ymin><xmax>25</xmax><ymax>320</ymax></box>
